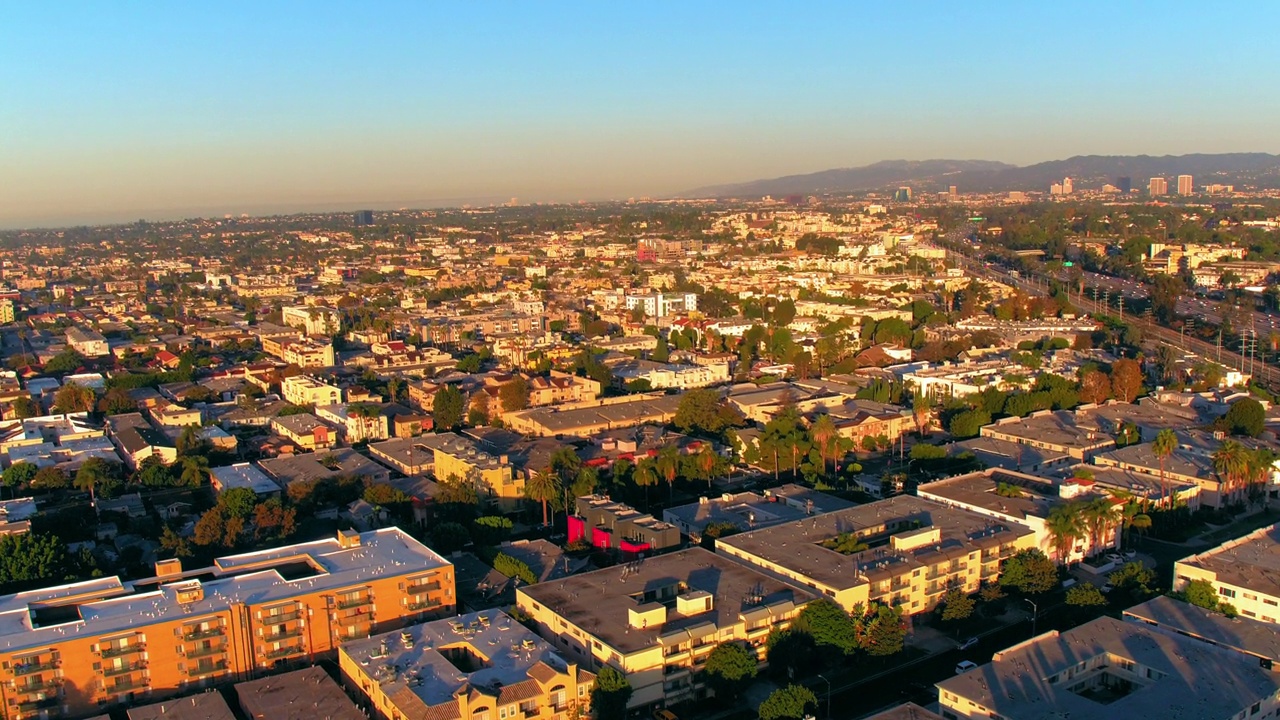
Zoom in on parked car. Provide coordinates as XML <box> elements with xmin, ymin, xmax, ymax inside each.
<box><xmin>654</xmin><ymin>710</ymin><xmax>678</xmax><ymax>720</ymax></box>
<box><xmin>1101</xmin><ymin>583</ymin><xmax>1114</xmax><ymax>593</ymax></box>
<box><xmin>955</xmin><ymin>660</ymin><xmax>978</xmax><ymax>674</ymax></box>
<box><xmin>958</xmin><ymin>637</ymin><xmax>979</xmax><ymax>651</ymax></box>
<box><xmin>1124</xmin><ymin>549</ymin><xmax>1138</xmax><ymax>559</ymax></box>
<box><xmin>1106</xmin><ymin>553</ymin><xmax>1123</xmax><ymax>564</ymax></box>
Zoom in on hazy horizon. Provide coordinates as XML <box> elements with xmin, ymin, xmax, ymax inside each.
<box><xmin>5</xmin><ymin>2</ymin><xmax>1280</xmax><ymax>229</ymax></box>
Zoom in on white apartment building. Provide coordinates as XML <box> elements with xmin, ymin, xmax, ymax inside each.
<box><xmin>281</xmin><ymin>375</ymin><xmax>342</xmax><ymax>407</ymax></box>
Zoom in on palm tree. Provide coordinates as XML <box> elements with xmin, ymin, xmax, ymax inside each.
<box><xmin>525</xmin><ymin>467</ymin><xmax>560</xmax><ymax>527</ymax></box>
<box><xmin>179</xmin><ymin>455</ymin><xmax>210</xmax><ymax>488</ymax></box>
<box><xmin>1130</xmin><ymin>511</ymin><xmax>1152</xmax><ymax>545</ymax></box>
<box><xmin>633</xmin><ymin>457</ymin><xmax>659</xmax><ymax>507</ymax></box>
<box><xmin>696</xmin><ymin>444</ymin><xmax>717</xmax><ymax>489</ymax></box>
<box><xmin>656</xmin><ymin>446</ymin><xmax>680</xmax><ymax>499</ymax></box>
<box><xmin>810</xmin><ymin>414</ymin><xmax>838</xmax><ymax>476</ymax></box>
<box><xmin>74</xmin><ymin>457</ymin><xmax>116</xmax><ymax>507</ymax></box>
<box><xmin>1213</xmin><ymin>439</ymin><xmax>1248</xmax><ymax>505</ymax></box>
<box><xmin>1080</xmin><ymin>497</ymin><xmax>1116</xmax><ymax>558</ymax></box>
<box><xmin>1152</xmin><ymin>429</ymin><xmax>1178</xmax><ymax>503</ymax></box>
<box><xmin>1045</xmin><ymin>503</ymin><xmax>1085</xmax><ymax>565</ymax></box>
<box><xmin>911</xmin><ymin>391</ymin><xmax>933</xmax><ymax>437</ymax></box>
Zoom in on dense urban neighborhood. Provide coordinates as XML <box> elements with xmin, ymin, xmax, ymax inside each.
<box><xmin>2</xmin><ymin>188</ymin><xmax>1280</xmax><ymax>720</ymax></box>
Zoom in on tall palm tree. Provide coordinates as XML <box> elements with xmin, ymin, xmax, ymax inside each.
<box><xmin>1152</xmin><ymin>429</ymin><xmax>1178</xmax><ymax>504</ymax></box>
<box><xmin>633</xmin><ymin>457</ymin><xmax>659</xmax><ymax>507</ymax></box>
<box><xmin>1213</xmin><ymin>439</ymin><xmax>1248</xmax><ymax>505</ymax></box>
<box><xmin>525</xmin><ymin>467</ymin><xmax>560</xmax><ymax>527</ymax></box>
<box><xmin>696</xmin><ymin>444</ymin><xmax>717</xmax><ymax>489</ymax></box>
<box><xmin>810</xmin><ymin>414</ymin><xmax>838</xmax><ymax>476</ymax></box>
<box><xmin>1080</xmin><ymin>497</ymin><xmax>1116</xmax><ymax>557</ymax></box>
<box><xmin>656</xmin><ymin>446</ymin><xmax>680</xmax><ymax>499</ymax></box>
<box><xmin>1045</xmin><ymin>503</ymin><xmax>1085</xmax><ymax>565</ymax></box>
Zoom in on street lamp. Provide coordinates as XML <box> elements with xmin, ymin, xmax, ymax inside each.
<box><xmin>1024</xmin><ymin>598</ymin><xmax>1038</xmax><ymax>637</ymax></box>
<box><xmin>816</xmin><ymin>674</ymin><xmax>832</xmax><ymax>719</ymax></box>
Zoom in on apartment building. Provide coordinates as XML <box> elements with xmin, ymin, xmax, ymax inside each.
<box><xmin>504</xmin><ymin>394</ymin><xmax>682</xmax><ymax>438</ymax></box>
<box><xmin>340</xmin><ymin>610</ymin><xmax>594</xmax><ymax>720</ymax></box>
<box><xmin>65</xmin><ymin>327</ymin><xmax>109</xmax><ymax>357</ymax></box>
<box><xmin>917</xmin><ymin>469</ymin><xmax>1122</xmax><ymax>564</ymax></box>
<box><xmin>235</xmin><ymin>666</ymin><xmax>363</xmax><ymax>720</ymax></box>
<box><xmin>517</xmin><ymin>548</ymin><xmax>816</xmax><ymax>710</ymax></box>
<box><xmin>528</xmin><ymin>371</ymin><xmax>601</xmax><ymax>406</ymax></box>
<box><xmin>269</xmin><ymin>413</ymin><xmax>336</xmax><ymax>452</ymax></box>
<box><xmin>280</xmin><ymin>305</ymin><xmax>341</xmax><ymax>336</ymax></box>
<box><xmin>1174</xmin><ymin>522</ymin><xmax>1280</xmax><ymax>624</ymax></box>
<box><xmin>570</xmin><ymin>495</ymin><xmax>681</xmax><ymax>554</ymax></box>
<box><xmin>934</xmin><ymin>617</ymin><xmax>1280</xmax><ymax>720</ymax></box>
<box><xmin>0</xmin><ymin>529</ymin><xmax>454</xmax><ymax>720</ymax></box>
<box><xmin>281</xmin><ymin>375</ymin><xmax>341</xmax><ymax>407</ymax></box>
<box><xmin>716</xmin><ymin>495</ymin><xmax>1037</xmax><ymax>615</ymax></box>
<box><xmin>662</xmin><ymin>484</ymin><xmax>855</xmax><ymax>541</ymax></box>
<box><xmin>261</xmin><ymin>336</ymin><xmax>334</xmax><ymax>368</ymax></box>
<box><xmin>980</xmin><ymin>411</ymin><xmax>1116</xmax><ymax>461</ymax></box>
<box><xmin>623</xmin><ymin>292</ymin><xmax>698</xmax><ymax>319</ymax></box>
<box><xmin>429</xmin><ymin>432</ymin><xmax>523</xmax><ymax>512</ymax></box>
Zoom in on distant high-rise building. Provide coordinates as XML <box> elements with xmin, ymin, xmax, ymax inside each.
<box><xmin>894</xmin><ymin>186</ymin><xmax>913</xmax><ymax>202</ymax></box>
<box><xmin>1050</xmin><ymin>183</ymin><xmax>1064</xmax><ymax>196</ymax></box>
<box><xmin>1062</xmin><ymin>177</ymin><xmax>1073</xmax><ymax>194</ymax></box>
<box><xmin>1177</xmin><ymin>174</ymin><xmax>1194</xmax><ymax>195</ymax></box>
<box><xmin>1117</xmin><ymin>176</ymin><xmax>1132</xmax><ymax>193</ymax></box>
<box><xmin>949</xmin><ymin>185</ymin><xmax>958</xmax><ymax>201</ymax></box>
<box><xmin>1148</xmin><ymin>177</ymin><xmax>1168</xmax><ymax>196</ymax></box>
<box><xmin>354</xmin><ymin>210</ymin><xmax>374</xmax><ymax>226</ymax></box>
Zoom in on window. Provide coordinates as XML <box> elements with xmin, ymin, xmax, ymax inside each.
<box><xmin>1220</xmin><ymin>587</ymin><xmax>1237</xmax><ymax>599</ymax></box>
<box><xmin>1245</xmin><ymin>593</ymin><xmax>1258</xmax><ymax>601</ymax></box>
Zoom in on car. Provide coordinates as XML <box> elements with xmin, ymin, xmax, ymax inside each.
<box><xmin>955</xmin><ymin>661</ymin><xmax>978</xmax><ymax>674</ymax></box>
<box><xmin>1100</xmin><ymin>583</ymin><xmax>1114</xmax><ymax>593</ymax></box>
<box><xmin>957</xmin><ymin>637</ymin><xmax>979</xmax><ymax>651</ymax></box>
<box><xmin>1124</xmin><ymin>549</ymin><xmax>1138</xmax><ymax>559</ymax></box>
<box><xmin>899</xmin><ymin>681</ymin><xmax>931</xmax><ymax>698</ymax></box>
<box><xmin>1105</xmin><ymin>553</ymin><xmax>1123</xmax><ymax>564</ymax></box>
<box><xmin>653</xmin><ymin>710</ymin><xmax>678</xmax><ymax>720</ymax></box>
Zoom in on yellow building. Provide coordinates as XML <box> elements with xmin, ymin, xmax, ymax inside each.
<box><xmin>429</xmin><ymin>433</ymin><xmax>523</xmax><ymax>511</ymax></box>
<box><xmin>716</xmin><ymin>495</ymin><xmax>1037</xmax><ymax>615</ymax></box>
<box><xmin>516</xmin><ymin>548</ymin><xmax>817</xmax><ymax>710</ymax></box>
<box><xmin>0</xmin><ymin>528</ymin><xmax>454</xmax><ymax>720</ymax></box>
<box><xmin>340</xmin><ymin>610</ymin><xmax>594</xmax><ymax>720</ymax></box>
<box><xmin>280</xmin><ymin>375</ymin><xmax>342</xmax><ymax>407</ymax></box>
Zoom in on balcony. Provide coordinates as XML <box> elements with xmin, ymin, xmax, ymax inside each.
<box><xmin>184</xmin><ymin>644</ymin><xmax>226</xmax><ymax>659</ymax></box>
<box><xmin>407</xmin><ymin>580</ymin><xmax>441</xmax><ymax>595</ymax></box>
<box><xmin>14</xmin><ymin>677</ymin><xmax>60</xmax><ymax>693</ymax></box>
<box><xmin>99</xmin><ymin>644</ymin><xmax>144</xmax><ymax>659</ymax></box>
<box><xmin>263</xmin><ymin>610</ymin><xmax>301</xmax><ymax>624</ymax></box>
<box><xmin>336</xmin><ymin>595</ymin><xmax>373</xmax><ymax>610</ymax></box>
<box><xmin>263</xmin><ymin>627</ymin><xmax>304</xmax><ymax>642</ymax></box>
<box><xmin>102</xmin><ymin>662</ymin><xmax>146</xmax><ymax>678</ymax></box>
<box><xmin>12</xmin><ymin>659</ymin><xmax>59</xmax><ymax>676</ymax></box>
<box><xmin>182</xmin><ymin>627</ymin><xmax>224</xmax><ymax>642</ymax></box>
<box><xmin>187</xmin><ymin>661</ymin><xmax>228</xmax><ymax>678</ymax></box>
<box><xmin>407</xmin><ymin>600</ymin><xmax>438</xmax><ymax>612</ymax></box>
<box><xmin>16</xmin><ymin>698</ymin><xmax>58</xmax><ymax>713</ymax></box>
<box><xmin>264</xmin><ymin>645</ymin><xmax>305</xmax><ymax>660</ymax></box>
<box><xmin>101</xmin><ymin>677</ymin><xmax>148</xmax><ymax>694</ymax></box>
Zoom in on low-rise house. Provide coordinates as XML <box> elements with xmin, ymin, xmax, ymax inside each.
<box><xmin>281</xmin><ymin>375</ymin><xmax>341</xmax><ymax>407</ymax></box>
<box><xmin>107</xmin><ymin>412</ymin><xmax>177</xmax><ymax>469</ymax></box>
<box><xmin>269</xmin><ymin>412</ymin><xmax>336</xmax><ymax>452</ymax></box>
<box><xmin>259</xmin><ymin>447</ymin><xmax>390</xmax><ymax>487</ymax></box>
<box><xmin>663</xmin><ymin>484</ymin><xmax>856</xmax><ymax>540</ymax></box>
<box><xmin>569</xmin><ymin>494</ymin><xmax>681</xmax><ymax>554</ymax></box>
<box><xmin>209</xmin><ymin>462</ymin><xmax>281</xmax><ymax>498</ymax></box>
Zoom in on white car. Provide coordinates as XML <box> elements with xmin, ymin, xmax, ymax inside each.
<box><xmin>958</xmin><ymin>637</ymin><xmax>979</xmax><ymax>651</ymax></box>
<box><xmin>955</xmin><ymin>661</ymin><xmax>979</xmax><ymax>674</ymax></box>
<box><xmin>1106</xmin><ymin>553</ymin><xmax>1123</xmax><ymax>564</ymax></box>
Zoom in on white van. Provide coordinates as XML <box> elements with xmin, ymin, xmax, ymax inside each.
<box><xmin>955</xmin><ymin>661</ymin><xmax>978</xmax><ymax>674</ymax></box>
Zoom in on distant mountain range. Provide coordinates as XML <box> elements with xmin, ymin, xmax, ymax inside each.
<box><xmin>678</xmin><ymin>153</ymin><xmax>1280</xmax><ymax>198</ymax></box>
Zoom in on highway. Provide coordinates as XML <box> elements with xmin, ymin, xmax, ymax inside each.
<box><xmin>940</xmin><ymin>231</ymin><xmax>1280</xmax><ymax>390</ymax></box>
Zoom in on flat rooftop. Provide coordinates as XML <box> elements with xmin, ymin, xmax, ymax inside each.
<box><xmin>1124</xmin><ymin>595</ymin><xmax>1280</xmax><ymax>662</ymax></box>
<box><xmin>341</xmin><ymin>609</ymin><xmax>586</xmax><ymax>711</ymax></box>
<box><xmin>950</xmin><ymin>435</ymin><xmax>1067</xmax><ymax>471</ymax></box>
<box><xmin>717</xmin><ymin>495</ymin><xmax>1035</xmax><ymax>592</ymax></box>
<box><xmin>663</xmin><ymin>485</ymin><xmax>855</xmax><ymax>536</ymax></box>
<box><xmin>0</xmin><ymin>528</ymin><xmax>450</xmax><ymax>654</ymax></box>
<box><xmin>982</xmin><ymin>410</ymin><xmax>1115</xmax><ymax>452</ymax></box>
<box><xmin>236</xmin><ymin>666</ymin><xmax>363</xmax><ymax>720</ymax></box>
<box><xmin>1177</xmin><ymin>522</ymin><xmax>1280</xmax><ymax>599</ymax></box>
<box><xmin>519</xmin><ymin>547</ymin><xmax>817</xmax><ymax>654</ymax></box>
<box><xmin>127</xmin><ymin>693</ymin><xmax>236</xmax><ymax>720</ymax></box>
<box><xmin>917</xmin><ymin>469</ymin><xmax>1070</xmax><ymax>522</ymax></box>
<box><xmin>935</xmin><ymin>617</ymin><xmax>1280</xmax><ymax>720</ymax></box>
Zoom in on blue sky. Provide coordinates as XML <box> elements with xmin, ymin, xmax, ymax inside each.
<box><xmin>3</xmin><ymin>1</ymin><xmax>1279</xmax><ymax>227</ymax></box>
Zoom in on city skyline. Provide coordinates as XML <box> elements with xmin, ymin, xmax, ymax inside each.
<box><xmin>4</xmin><ymin>2</ymin><xmax>1280</xmax><ymax>227</ymax></box>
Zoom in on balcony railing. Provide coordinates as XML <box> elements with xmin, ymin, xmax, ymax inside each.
<box><xmin>263</xmin><ymin>610</ymin><xmax>301</xmax><ymax>624</ymax></box>
<box><xmin>14</xmin><ymin>677</ymin><xmax>60</xmax><ymax>693</ymax></box>
<box><xmin>16</xmin><ymin>698</ymin><xmax>58</xmax><ymax>713</ymax></box>
<box><xmin>264</xmin><ymin>645</ymin><xmax>305</xmax><ymax>660</ymax></box>
<box><xmin>12</xmin><ymin>659</ymin><xmax>59</xmax><ymax>676</ymax></box>
<box><xmin>187</xmin><ymin>661</ymin><xmax>228</xmax><ymax>677</ymax></box>
<box><xmin>263</xmin><ymin>627</ymin><xmax>304</xmax><ymax>642</ymax></box>
<box><xmin>184</xmin><ymin>644</ymin><xmax>226</xmax><ymax>659</ymax></box>
<box><xmin>182</xmin><ymin>627</ymin><xmax>224</xmax><ymax>642</ymax></box>
<box><xmin>407</xmin><ymin>600</ymin><xmax>437</xmax><ymax>612</ymax></box>
<box><xmin>102</xmin><ymin>662</ymin><xmax>146</xmax><ymax>678</ymax></box>
<box><xmin>99</xmin><ymin>644</ymin><xmax>144</xmax><ymax>659</ymax></box>
<box><xmin>407</xmin><ymin>580</ymin><xmax>441</xmax><ymax>595</ymax></box>
<box><xmin>336</xmin><ymin>595</ymin><xmax>373</xmax><ymax>610</ymax></box>
<box><xmin>101</xmin><ymin>677</ymin><xmax>148</xmax><ymax>694</ymax></box>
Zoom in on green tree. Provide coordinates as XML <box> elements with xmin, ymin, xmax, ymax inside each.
<box><xmin>1183</xmin><ymin>578</ymin><xmax>1220</xmax><ymax>610</ymax></box>
<box><xmin>179</xmin><ymin>455</ymin><xmax>209</xmax><ymax>488</ymax></box>
<box><xmin>758</xmin><ymin>685</ymin><xmax>817</xmax><ymax>720</ymax></box>
<box><xmin>10</xmin><ymin>396</ymin><xmax>39</xmax><ymax>419</ymax></box>
<box><xmin>1065</xmin><ymin>584</ymin><xmax>1107</xmax><ymax>607</ymax></box>
<box><xmin>0</xmin><ymin>533</ymin><xmax>73</xmax><ymax>591</ymax></box>
<box><xmin>1045</xmin><ymin>503</ymin><xmax>1085</xmax><ymax>564</ymax></box>
<box><xmin>860</xmin><ymin>603</ymin><xmax>907</xmax><ymax>656</ymax></box>
<box><xmin>633</xmin><ymin>457</ymin><xmax>659</xmax><ymax>506</ymax></box>
<box><xmin>471</xmin><ymin>515</ymin><xmax>514</xmax><ymax>545</ymax></box>
<box><xmin>1224</xmin><ymin>398</ymin><xmax>1266</xmax><ymax>437</ymax></box>
<box><xmin>1152</xmin><ymin>428</ymin><xmax>1178</xmax><ymax>499</ymax></box>
<box><xmin>999</xmin><ymin>549</ymin><xmax>1058</xmax><ymax>594</ymax></box>
<box><xmin>429</xmin><ymin>521</ymin><xmax>471</xmax><ymax>553</ymax></box>
<box><xmin>30</xmin><ymin>466</ymin><xmax>68</xmax><ymax>491</ymax></box>
<box><xmin>940</xmin><ymin>589</ymin><xmax>975</xmax><ymax>622</ymax></box>
<box><xmin>1109</xmin><ymin>561</ymin><xmax>1157</xmax><ymax>601</ymax></box>
<box><xmin>74</xmin><ymin>457</ymin><xmax>122</xmax><ymax>502</ymax></box>
<box><xmin>948</xmin><ymin>409</ymin><xmax>991</xmax><ymax>439</ymax></box>
<box><xmin>218</xmin><ymin>487</ymin><xmax>258</xmax><ymax>519</ymax></box>
<box><xmin>656</xmin><ymin>445</ymin><xmax>681</xmax><ymax>498</ymax></box>
<box><xmin>42</xmin><ymin>349</ymin><xmax>84</xmax><ymax>376</ymax></box>
<box><xmin>791</xmin><ymin>598</ymin><xmax>858</xmax><ymax>654</ymax></box>
<box><xmin>525</xmin><ymin>468</ymin><xmax>560</xmax><ymax>527</ymax></box>
<box><xmin>1</xmin><ymin>462</ymin><xmax>38</xmax><ymax>496</ymax></box>
<box><xmin>674</xmin><ymin>388</ymin><xmax>727</xmax><ymax>435</ymax></box>
<box><xmin>53</xmin><ymin>381</ymin><xmax>95</xmax><ymax>413</ymax></box>
<box><xmin>493</xmin><ymin>552</ymin><xmax>537</xmax><ymax>585</ymax></box>
<box><xmin>590</xmin><ymin>665</ymin><xmax>633</xmax><ymax>720</ymax></box>
<box><xmin>499</xmin><ymin>375</ymin><xmax>529</xmax><ymax>413</ymax></box>
<box><xmin>433</xmin><ymin>385</ymin><xmax>466</xmax><ymax>430</ymax></box>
